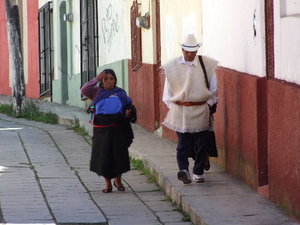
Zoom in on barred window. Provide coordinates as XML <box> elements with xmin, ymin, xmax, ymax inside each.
<box><xmin>80</xmin><ymin>0</ymin><xmax>99</xmax><ymax>87</ymax></box>
<box><xmin>38</xmin><ymin>2</ymin><xmax>53</xmax><ymax>97</ymax></box>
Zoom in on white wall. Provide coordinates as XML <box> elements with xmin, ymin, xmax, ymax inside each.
<box><xmin>39</xmin><ymin>0</ymin><xmax>49</xmax><ymax>8</ymax></box>
<box><xmin>160</xmin><ymin>0</ymin><xmax>202</xmax><ymax>64</ymax></box>
<box><xmin>139</xmin><ymin>0</ymin><xmax>155</xmax><ymax>64</ymax></box>
<box><xmin>70</xmin><ymin>0</ymin><xmax>81</xmax><ymax>75</ymax></box>
<box><xmin>280</xmin><ymin>0</ymin><xmax>300</xmax><ymax>16</ymax></box>
<box><xmin>202</xmin><ymin>0</ymin><xmax>266</xmax><ymax>77</ymax></box>
<box><xmin>274</xmin><ymin>0</ymin><xmax>300</xmax><ymax>85</ymax></box>
<box><xmin>50</xmin><ymin>0</ymin><xmax>132</xmax><ymax>78</ymax></box>
<box><xmin>51</xmin><ymin>0</ymin><xmax>59</xmax><ymax>80</ymax></box>
<box><xmin>98</xmin><ymin>0</ymin><xmax>131</xmax><ymax>66</ymax></box>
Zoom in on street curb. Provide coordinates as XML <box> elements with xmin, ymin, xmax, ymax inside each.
<box><xmin>129</xmin><ymin>139</ymin><xmax>208</xmax><ymax>225</ymax></box>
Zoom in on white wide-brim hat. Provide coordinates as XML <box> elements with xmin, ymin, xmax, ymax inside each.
<box><xmin>180</xmin><ymin>34</ymin><xmax>201</xmax><ymax>52</ymax></box>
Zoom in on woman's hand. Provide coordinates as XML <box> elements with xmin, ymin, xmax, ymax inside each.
<box><xmin>96</xmin><ymin>71</ymin><xmax>106</xmax><ymax>81</ymax></box>
<box><xmin>125</xmin><ymin>109</ymin><xmax>132</xmax><ymax>118</ymax></box>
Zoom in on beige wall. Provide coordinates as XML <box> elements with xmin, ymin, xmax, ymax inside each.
<box><xmin>202</xmin><ymin>0</ymin><xmax>266</xmax><ymax>77</ymax></box>
<box><xmin>70</xmin><ymin>1</ymin><xmax>81</xmax><ymax>75</ymax></box>
<box><xmin>51</xmin><ymin>0</ymin><xmax>61</xmax><ymax>80</ymax></box>
<box><xmin>139</xmin><ymin>0</ymin><xmax>156</xmax><ymax>64</ymax></box>
<box><xmin>39</xmin><ymin>0</ymin><xmax>49</xmax><ymax>8</ymax></box>
<box><xmin>274</xmin><ymin>0</ymin><xmax>300</xmax><ymax>85</ymax></box>
<box><xmin>160</xmin><ymin>0</ymin><xmax>202</xmax><ymax>65</ymax></box>
<box><xmin>98</xmin><ymin>0</ymin><xmax>131</xmax><ymax>66</ymax></box>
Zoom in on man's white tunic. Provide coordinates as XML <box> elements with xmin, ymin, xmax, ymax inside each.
<box><xmin>162</xmin><ymin>55</ymin><xmax>218</xmax><ymax>133</ymax></box>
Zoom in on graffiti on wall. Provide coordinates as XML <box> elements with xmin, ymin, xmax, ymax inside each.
<box><xmin>101</xmin><ymin>4</ymin><xmax>119</xmax><ymax>52</ymax></box>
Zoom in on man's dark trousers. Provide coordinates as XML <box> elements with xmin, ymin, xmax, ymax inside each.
<box><xmin>176</xmin><ymin>130</ymin><xmax>209</xmax><ymax>175</ymax></box>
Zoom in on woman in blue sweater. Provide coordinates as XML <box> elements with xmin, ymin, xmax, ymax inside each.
<box><xmin>81</xmin><ymin>69</ymin><xmax>135</xmax><ymax>193</ymax></box>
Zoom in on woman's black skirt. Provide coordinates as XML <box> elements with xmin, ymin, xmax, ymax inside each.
<box><xmin>90</xmin><ymin>114</ymin><xmax>132</xmax><ymax>179</ymax></box>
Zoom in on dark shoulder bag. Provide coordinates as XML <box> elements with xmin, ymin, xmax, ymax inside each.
<box><xmin>198</xmin><ymin>55</ymin><xmax>218</xmax><ymax>158</ymax></box>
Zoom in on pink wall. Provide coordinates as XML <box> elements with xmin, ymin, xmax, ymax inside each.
<box><xmin>0</xmin><ymin>1</ymin><xmax>11</xmax><ymax>95</ymax></box>
<box><xmin>129</xmin><ymin>57</ymin><xmax>300</xmax><ymax>221</ymax></box>
<box><xmin>128</xmin><ymin>60</ymin><xmax>178</xmax><ymax>142</ymax></box>
<box><xmin>129</xmin><ymin>61</ymin><xmax>157</xmax><ymax>131</ymax></box>
<box><xmin>130</xmin><ymin>62</ymin><xmax>270</xmax><ymax>190</ymax></box>
<box><xmin>268</xmin><ymin>79</ymin><xmax>300</xmax><ymax>219</ymax></box>
<box><xmin>0</xmin><ymin>0</ymin><xmax>39</xmax><ymax>98</ymax></box>
<box><xmin>25</xmin><ymin>0</ymin><xmax>40</xmax><ymax>98</ymax></box>
<box><xmin>214</xmin><ymin>67</ymin><xmax>267</xmax><ymax>188</ymax></box>
<box><xmin>210</xmin><ymin>67</ymin><xmax>300</xmax><ymax>220</ymax></box>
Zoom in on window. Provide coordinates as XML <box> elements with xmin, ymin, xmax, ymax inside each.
<box><xmin>80</xmin><ymin>0</ymin><xmax>99</xmax><ymax>86</ymax></box>
<box><xmin>130</xmin><ymin>0</ymin><xmax>142</xmax><ymax>71</ymax></box>
<box><xmin>38</xmin><ymin>2</ymin><xmax>53</xmax><ymax>97</ymax></box>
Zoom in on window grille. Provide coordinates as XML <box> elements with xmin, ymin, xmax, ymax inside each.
<box><xmin>80</xmin><ymin>0</ymin><xmax>99</xmax><ymax>87</ymax></box>
<box><xmin>38</xmin><ymin>2</ymin><xmax>53</xmax><ymax>97</ymax></box>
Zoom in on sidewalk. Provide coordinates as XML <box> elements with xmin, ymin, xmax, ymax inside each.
<box><xmin>0</xmin><ymin>95</ymin><xmax>298</xmax><ymax>225</ymax></box>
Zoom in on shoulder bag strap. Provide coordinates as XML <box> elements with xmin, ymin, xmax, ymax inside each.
<box><xmin>198</xmin><ymin>55</ymin><xmax>210</xmax><ymax>89</ymax></box>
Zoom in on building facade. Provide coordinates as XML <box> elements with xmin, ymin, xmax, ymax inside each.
<box><xmin>0</xmin><ymin>0</ymin><xmax>299</xmax><ymax>221</ymax></box>
<box><xmin>202</xmin><ymin>0</ymin><xmax>300</xmax><ymax>220</ymax></box>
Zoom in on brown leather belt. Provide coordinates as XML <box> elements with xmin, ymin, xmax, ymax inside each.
<box><xmin>174</xmin><ymin>101</ymin><xmax>206</xmax><ymax>106</ymax></box>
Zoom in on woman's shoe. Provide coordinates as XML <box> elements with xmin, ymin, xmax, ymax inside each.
<box><xmin>102</xmin><ymin>187</ymin><xmax>112</xmax><ymax>193</ymax></box>
<box><xmin>113</xmin><ymin>181</ymin><xmax>125</xmax><ymax>191</ymax></box>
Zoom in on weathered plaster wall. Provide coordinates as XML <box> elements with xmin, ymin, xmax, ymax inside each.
<box><xmin>98</xmin><ymin>0</ymin><xmax>131</xmax><ymax>65</ymax></box>
<box><xmin>129</xmin><ymin>61</ymin><xmax>156</xmax><ymax>131</ymax></box>
<box><xmin>274</xmin><ymin>0</ymin><xmax>300</xmax><ymax>85</ymax></box>
<box><xmin>202</xmin><ymin>0</ymin><xmax>266</xmax><ymax>77</ymax></box>
<box><xmin>215</xmin><ymin>66</ymin><xmax>300</xmax><ymax>220</ymax></box>
<box><xmin>215</xmin><ymin>67</ymin><xmax>268</xmax><ymax>189</ymax></box>
<box><xmin>160</xmin><ymin>0</ymin><xmax>202</xmax><ymax>64</ymax></box>
<box><xmin>26</xmin><ymin>0</ymin><xmax>40</xmax><ymax>99</ymax></box>
<box><xmin>268</xmin><ymin>79</ymin><xmax>300</xmax><ymax>219</ymax></box>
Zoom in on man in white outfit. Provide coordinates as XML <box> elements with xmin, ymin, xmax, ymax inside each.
<box><xmin>162</xmin><ymin>34</ymin><xmax>218</xmax><ymax>183</ymax></box>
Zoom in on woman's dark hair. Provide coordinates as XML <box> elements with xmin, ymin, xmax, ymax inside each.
<box><xmin>99</xmin><ymin>69</ymin><xmax>117</xmax><ymax>88</ymax></box>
